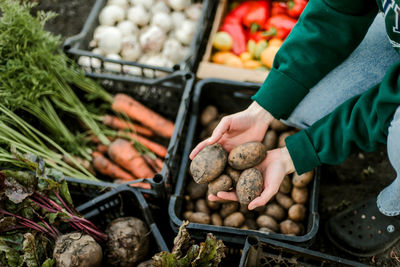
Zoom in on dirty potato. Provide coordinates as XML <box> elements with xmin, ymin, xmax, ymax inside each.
<box><xmin>291</xmin><ymin>187</ymin><xmax>308</xmax><ymax>204</ymax></box>
<box><xmin>186</xmin><ymin>179</ymin><xmax>208</xmax><ymax>199</ymax></box>
<box><xmin>262</xmin><ymin>130</ymin><xmax>278</xmax><ymax>150</ymax></box>
<box><xmin>236</xmin><ymin>168</ymin><xmax>264</xmax><ymax>205</ymax></box>
<box><xmin>195</xmin><ymin>199</ymin><xmax>210</xmax><ymax>215</ymax></box>
<box><xmin>280</xmin><ymin>219</ymin><xmax>302</xmax><ymax>235</ymax></box>
<box><xmin>265</xmin><ymin>203</ymin><xmax>286</xmax><ymax>221</ymax></box>
<box><xmin>228</xmin><ymin>142</ymin><xmax>267</xmax><ymax>170</ymax></box>
<box><xmin>288</xmin><ymin>204</ymin><xmax>306</xmax><ymax>222</ymax></box>
<box><xmin>208</xmin><ymin>174</ymin><xmax>232</xmax><ymax>195</ymax></box>
<box><xmin>277</xmin><ymin>131</ymin><xmax>296</xmax><ymax>148</ymax></box>
<box><xmin>275</xmin><ymin>192</ymin><xmax>294</xmax><ymax>209</ymax></box>
<box><xmin>223</xmin><ymin>212</ymin><xmax>245</xmax><ymax>228</ymax></box>
<box><xmin>256</xmin><ymin>215</ymin><xmax>279</xmax><ymax>232</ymax></box>
<box><xmin>186</xmin><ymin>212</ymin><xmax>210</xmax><ymax>224</ymax></box>
<box><xmin>278</xmin><ymin>175</ymin><xmax>292</xmax><ymax>194</ymax></box>
<box><xmin>190</xmin><ymin>144</ymin><xmax>228</xmax><ymax>184</ymax></box>
<box><xmin>211</xmin><ymin>213</ymin><xmax>223</xmax><ymax>226</ymax></box>
<box><xmin>226</xmin><ymin>166</ymin><xmax>241</xmax><ymax>185</ymax></box>
<box><xmin>292</xmin><ymin>171</ymin><xmax>314</xmax><ymax>188</ymax></box>
<box><xmin>270</xmin><ymin>119</ymin><xmax>289</xmax><ymax>132</ymax></box>
<box><xmin>220</xmin><ymin>202</ymin><xmax>239</xmax><ymax>218</ymax></box>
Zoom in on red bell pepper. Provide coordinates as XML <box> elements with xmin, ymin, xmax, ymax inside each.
<box><xmin>223</xmin><ymin>1</ymin><xmax>256</xmax><ymax>24</ymax></box>
<box><xmin>242</xmin><ymin>1</ymin><xmax>270</xmax><ymax>32</ymax></box>
<box><xmin>287</xmin><ymin>0</ymin><xmax>308</xmax><ymax>18</ymax></box>
<box><xmin>220</xmin><ymin>22</ymin><xmax>247</xmax><ymax>55</ymax></box>
<box><xmin>263</xmin><ymin>14</ymin><xmax>297</xmax><ymax>40</ymax></box>
<box><xmin>246</xmin><ymin>30</ymin><xmax>265</xmax><ymax>42</ymax></box>
<box><xmin>271</xmin><ymin>1</ymin><xmax>288</xmax><ymax>16</ymax></box>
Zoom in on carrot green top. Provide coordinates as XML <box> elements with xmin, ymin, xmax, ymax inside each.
<box><xmin>252</xmin><ymin>0</ymin><xmax>400</xmax><ymax>174</ymax></box>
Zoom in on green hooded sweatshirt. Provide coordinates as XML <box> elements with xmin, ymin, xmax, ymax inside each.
<box><xmin>252</xmin><ymin>0</ymin><xmax>400</xmax><ymax>174</ymax></box>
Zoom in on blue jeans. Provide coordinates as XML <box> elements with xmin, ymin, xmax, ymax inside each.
<box><xmin>281</xmin><ymin>14</ymin><xmax>400</xmax><ymax>216</ymax></box>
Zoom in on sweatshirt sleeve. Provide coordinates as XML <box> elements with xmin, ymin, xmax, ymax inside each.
<box><xmin>285</xmin><ymin>61</ymin><xmax>400</xmax><ymax>174</ymax></box>
<box><xmin>252</xmin><ymin>0</ymin><xmax>378</xmax><ymax>119</ymax></box>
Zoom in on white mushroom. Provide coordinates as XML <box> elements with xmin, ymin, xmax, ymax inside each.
<box><xmin>107</xmin><ymin>0</ymin><xmax>129</xmax><ymax>9</ymax></box>
<box><xmin>162</xmin><ymin>38</ymin><xmax>183</xmax><ymax>64</ymax></box>
<box><xmin>139</xmin><ymin>26</ymin><xmax>167</xmax><ymax>53</ymax></box>
<box><xmin>151</xmin><ymin>12</ymin><xmax>172</xmax><ymax>32</ymax></box>
<box><xmin>185</xmin><ymin>3</ymin><xmax>203</xmax><ymax>21</ymax></box>
<box><xmin>127</xmin><ymin>5</ymin><xmax>150</xmax><ymax>26</ymax></box>
<box><xmin>104</xmin><ymin>54</ymin><xmax>122</xmax><ymax>72</ymax></box>
<box><xmin>130</xmin><ymin>0</ymin><xmax>154</xmax><ymax>10</ymax></box>
<box><xmin>120</xmin><ymin>35</ymin><xmax>142</xmax><ymax>61</ymax></box>
<box><xmin>175</xmin><ymin>19</ymin><xmax>196</xmax><ymax>45</ymax></box>
<box><xmin>97</xmin><ymin>26</ymin><xmax>122</xmax><ymax>54</ymax></box>
<box><xmin>170</xmin><ymin>11</ymin><xmax>186</xmax><ymax>29</ymax></box>
<box><xmin>117</xmin><ymin>20</ymin><xmax>139</xmax><ymax>37</ymax></box>
<box><xmin>78</xmin><ymin>56</ymin><xmax>101</xmax><ymax>71</ymax></box>
<box><xmin>99</xmin><ymin>5</ymin><xmax>125</xmax><ymax>26</ymax></box>
<box><xmin>168</xmin><ymin>0</ymin><xmax>190</xmax><ymax>11</ymax></box>
<box><xmin>152</xmin><ymin>1</ymin><xmax>171</xmax><ymax>14</ymax></box>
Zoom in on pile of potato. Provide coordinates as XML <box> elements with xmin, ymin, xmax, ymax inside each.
<box><xmin>182</xmin><ymin>105</ymin><xmax>314</xmax><ymax>236</ymax></box>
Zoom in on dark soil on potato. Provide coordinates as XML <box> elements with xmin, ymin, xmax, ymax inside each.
<box><xmin>34</xmin><ymin>1</ymin><xmax>400</xmax><ymax>266</ymax></box>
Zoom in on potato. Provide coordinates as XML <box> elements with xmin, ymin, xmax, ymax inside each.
<box><xmin>211</xmin><ymin>213</ymin><xmax>223</xmax><ymax>226</ymax></box>
<box><xmin>220</xmin><ymin>202</ymin><xmax>239</xmax><ymax>218</ymax></box>
<box><xmin>205</xmin><ymin>119</ymin><xmax>221</xmax><ymax>137</ymax></box>
<box><xmin>183</xmin><ymin>211</ymin><xmax>193</xmax><ymax>220</ymax></box>
<box><xmin>228</xmin><ymin>142</ymin><xmax>267</xmax><ymax>170</ymax></box>
<box><xmin>53</xmin><ymin>233</ymin><xmax>102</xmax><ymax>267</ymax></box>
<box><xmin>277</xmin><ymin>130</ymin><xmax>296</xmax><ymax>148</ymax></box>
<box><xmin>208</xmin><ymin>174</ymin><xmax>232</xmax><ymax>195</ymax></box>
<box><xmin>291</xmin><ymin>187</ymin><xmax>308</xmax><ymax>204</ymax></box>
<box><xmin>190</xmin><ymin>144</ymin><xmax>228</xmax><ymax>184</ymax></box>
<box><xmin>241</xmin><ymin>225</ymin><xmax>249</xmax><ymax>230</ymax></box>
<box><xmin>278</xmin><ymin>175</ymin><xmax>291</xmax><ymax>194</ymax></box>
<box><xmin>186</xmin><ymin>179</ymin><xmax>208</xmax><ymax>199</ymax></box>
<box><xmin>245</xmin><ymin>218</ymin><xmax>258</xmax><ymax>230</ymax></box>
<box><xmin>262</xmin><ymin>130</ymin><xmax>278</xmax><ymax>150</ymax></box>
<box><xmin>270</xmin><ymin>119</ymin><xmax>289</xmax><ymax>132</ymax></box>
<box><xmin>256</xmin><ymin>215</ymin><xmax>279</xmax><ymax>232</ymax></box>
<box><xmin>201</xmin><ymin>105</ymin><xmax>218</xmax><ymax>126</ymax></box>
<box><xmin>265</xmin><ymin>203</ymin><xmax>286</xmax><ymax>221</ymax></box>
<box><xmin>207</xmin><ymin>198</ymin><xmax>221</xmax><ymax>210</ymax></box>
<box><xmin>280</xmin><ymin>219</ymin><xmax>301</xmax><ymax>235</ymax></box>
<box><xmin>236</xmin><ymin>168</ymin><xmax>264</xmax><ymax>205</ymax></box>
<box><xmin>292</xmin><ymin>170</ymin><xmax>314</xmax><ymax>188</ymax></box>
<box><xmin>258</xmin><ymin>227</ymin><xmax>275</xmax><ymax>233</ymax></box>
<box><xmin>195</xmin><ymin>199</ymin><xmax>210</xmax><ymax>215</ymax></box>
<box><xmin>275</xmin><ymin>192</ymin><xmax>294</xmax><ymax>209</ymax></box>
<box><xmin>288</xmin><ymin>204</ymin><xmax>306</xmax><ymax>222</ymax></box>
<box><xmin>184</xmin><ymin>195</ymin><xmax>194</xmax><ymax>211</ymax></box>
<box><xmin>223</xmin><ymin>212</ymin><xmax>245</xmax><ymax>228</ymax></box>
<box><xmin>186</xmin><ymin>212</ymin><xmax>210</xmax><ymax>224</ymax></box>
<box><xmin>226</xmin><ymin>166</ymin><xmax>241</xmax><ymax>185</ymax></box>
<box><xmin>239</xmin><ymin>204</ymin><xmax>249</xmax><ymax>215</ymax></box>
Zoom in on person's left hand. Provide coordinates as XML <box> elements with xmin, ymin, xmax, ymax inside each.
<box><xmin>208</xmin><ymin>146</ymin><xmax>296</xmax><ymax>210</ymax></box>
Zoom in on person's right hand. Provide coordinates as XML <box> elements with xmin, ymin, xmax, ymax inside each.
<box><xmin>189</xmin><ymin>101</ymin><xmax>274</xmax><ymax>159</ymax></box>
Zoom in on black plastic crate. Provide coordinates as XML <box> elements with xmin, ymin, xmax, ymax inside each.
<box><xmin>66</xmin><ymin>70</ymin><xmax>194</xmax><ymax>198</ymax></box>
<box><xmin>239</xmin><ymin>235</ymin><xmax>369</xmax><ymax>267</ymax></box>
<box><xmin>168</xmin><ymin>78</ymin><xmax>320</xmax><ymax>246</ymax></box>
<box><xmin>76</xmin><ymin>186</ymin><xmax>169</xmax><ymax>263</ymax></box>
<box><xmin>63</xmin><ymin>0</ymin><xmax>217</xmax><ymax>79</ymax></box>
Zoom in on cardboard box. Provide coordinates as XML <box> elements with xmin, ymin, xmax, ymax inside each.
<box><xmin>197</xmin><ymin>0</ymin><xmax>269</xmax><ymax>83</ymax></box>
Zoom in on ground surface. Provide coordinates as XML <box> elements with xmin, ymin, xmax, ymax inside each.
<box><xmin>34</xmin><ymin>0</ymin><xmax>400</xmax><ymax>266</ymax></box>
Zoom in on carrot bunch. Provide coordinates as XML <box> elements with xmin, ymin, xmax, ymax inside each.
<box><xmin>90</xmin><ymin>93</ymin><xmax>173</xmax><ymax>189</ymax></box>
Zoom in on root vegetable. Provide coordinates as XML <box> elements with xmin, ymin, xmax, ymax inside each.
<box><xmin>106</xmin><ymin>217</ymin><xmax>150</xmax><ymax>265</ymax></box>
<box><xmin>207</xmin><ymin>198</ymin><xmax>220</xmax><ymax>210</ymax></box>
<box><xmin>112</xmin><ymin>93</ymin><xmax>175</xmax><ymax>138</ymax></box>
<box><xmin>208</xmin><ymin>174</ymin><xmax>232</xmax><ymax>195</ymax></box>
<box><xmin>291</xmin><ymin>187</ymin><xmax>308</xmax><ymax>204</ymax></box>
<box><xmin>265</xmin><ymin>203</ymin><xmax>286</xmax><ymax>221</ymax></box>
<box><xmin>288</xmin><ymin>204</ymin><xmax>306</xmax><ymax>222</ymax></box>
<box><xmin>256</xmin><ymin>215</ymin><xmax>279</xmax><ymax>232</ymax></box>
<box><xmin>236</xmin><ymin>168</ymin><xmax>264</xmax><ymax>205</ymax></box>
<box><xmin>103</xmin><ymin>115</ymin><xmax>154</xmax><ymax>137</ymax></box>
<box><xmin>92</xmin><ymin>151</ymin><xmax>135</xmax><ymax>181</ymax></box>
<box><xmin>190</xmin><ymin>144</ymin><xmax>228</xmax><ymax>184</ymax></box>
<box><xmin>185</xmin><ymin>196</ymin><xmax>194</xmax><ymax>211</ymax></box>
<box><xmin>270</xmin><ymin>119</ymin><xmax>289</xmax><ymax>132</ymax></box>
<box><xmin>245</xmin><ymin>218</ymin><xmax>258</xmax><ymax>230</ymax></box>
<box><xmin>108</xmin><ymin>138</ymin><xmax>155</xmax><ymax>178</ymax></box>
<box><xmin>211</xmin><ymin>213</ymin><xmax>223</xmax><ymax>226</ymax></box>
<box><xmin>292</xmin><ymin>170</ymin><xmax>314</xmax><ymax>188</ymax></box>
<box><xmin>201</xmin><ymin>105</ymin><xmax>218</xmax><ymax>126</ymax></box>
<box><xmin>223</xmin><ymin>212</ymin><xmax>245</xmax><ymax>228</ymax></box>
<box><xmin>186</xmin><ymin>212</ymin><xmax>210</xmax><ymax>224</ymax></box>
<box><xmin>279</xmin><ymin>175</ymin><xmax>291</xmax><ymax>194</ymax></box>
<box><xmin>280</xmin><ymin>219</ymin><xmax>302</xmax><ymax>235</ymax></box>
<box><xmin>275</xmin><ymin>192</ymin><xmax>294</xmax><ymax>209</ymax></box>
<box><xmin>220</xmin><ymin>202</ymin><xmax>239</xmax><ymax>218</ymax></box>
<box><xmin>258</xmin><ymin>227</ymin><xmax>275</xmax><ymax>233</ymax></box>
<box><xmin>187</xmin><ymin>179</ymin><xmax>208</xmax><ymax>199</ymax></box>
<box><xmin>53</xmin><ymin>233</ymin><xmax>102</xmax><ymax>267</ymax></box>
<box><xmin>262</xmin><ymin>130</ymin><xmax>278</xmax><ymax>150</ymax></box>
<box><xmin>228</xmin><ymin>142</ymin><xmax>267</xmax><ymax>170</ymax></box>
<box><xmin>120</xmin><ymin>132</ymin><xmax>168</xmax><ymax>158</ymax></box>
<box><xmin>195</xmin><ymin>199</ymin><xmax>210</xmax><ymax>215</ymax></box>
<box><xmin>99</xmin><ymin>5</ymin><xmax>125</xmax><ymax>26</ymax></box>
<box><xmin>278</xmin><ymin>131</ymin><xmax>296</xmax><ymax>148</ymax></box>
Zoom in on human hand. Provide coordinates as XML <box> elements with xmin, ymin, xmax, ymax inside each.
<box><xmin>208</xmin><ymin>146</ymin><xmax>295</xmax><ymax>210</ymax></box>
<box><xmin>189</xmin><ymin>101</ymin><xmax>274</xmax><ymax>159</ymax></box>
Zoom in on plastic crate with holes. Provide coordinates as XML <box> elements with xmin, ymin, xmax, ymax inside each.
<box><xmin>68</xmin><ymin>70</ymin><xmax>195</xmax><ymax>198</ymax></box>
<box><xmin>75</xmin><ymin>185</ymin><xmax>169</xmax><ymax>265</ymax></box>
<box><xmin>168</xmin><ymin>78</ymin><xmax>320</xmax><ymax>246</ymax></box>
<box><xmin>239</xmin><ymin>235</ymin><xmax>369</xmax><ymax>267</ymax></box>
<box><xmin>63</xmin><ymin>0</ymin><xmax>217</xmax><ymax>79</ymax></box>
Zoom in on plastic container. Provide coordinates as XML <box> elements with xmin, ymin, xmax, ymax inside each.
<box><xmin>76</xmin><ymin>186</ymin><xmax>169</xmax><ymax>263</ymax></box>
<box><xmin>239</xmin><ymin>235</ymin><xmax>369</xmax><ymax>267</ymax></box>
<box><xmin>168</xmin><ymin>78</ymin><xmax>320</xmax><ymax>246</ymax></box>
<box><xmin>67</xmin><ymin>70</ymin><xmax>194</xmax><ymax>198</ymax></box>
<box><xmin>63</xmin><ymin>0</ymin><xmax>216</xmax><ymax>78</ymax></box>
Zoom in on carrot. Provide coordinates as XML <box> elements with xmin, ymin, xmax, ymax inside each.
<box><xmin>112</xmin><ymin>94</ymin><xmax>175</xmax><ymax>138</ymax></box>
<box><xmin>92</xmin><ymin>152</ymin><xmax>135</xmax><ymax>181</ymax></box>
<box><xmin>96</xmin><ymin>144</ymin><xmax>109</xmax><ymax>154</ymax></box>
<box><xmin>155</xmin><ymin>157</ymin><xmax>164</xmax><ymax>170</ymax></box>
<box><xmin>108</xmin><ymin>138</ymin><xmax>155</xmax><ymax>179</ymax></box>
<box><xmin>112</xmin><ymin>179</ymin><xmax>152</xmax><ymax>189</ymax></box>
<box><xmin>119</xmin><ymin>131</ymin><xmax>168</xmax><ymax>158</ymax></box>
<box><xmin>103</xmin><ymin>115</ymin><xmax>154</xmax><ymax>137</ymax></box>
<box><xmin>142</xmin><ymin>155</ymin><xmax>162</xmax><ymax>173</ymax></box>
